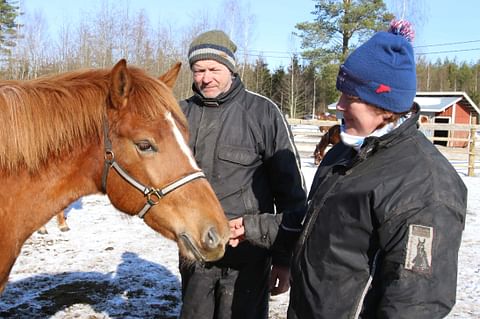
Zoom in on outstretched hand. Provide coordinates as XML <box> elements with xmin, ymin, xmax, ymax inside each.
<box><xmin>229</xmin><ymin>217</ymin><xmax>245</xmax><ymax>247</ymax></box>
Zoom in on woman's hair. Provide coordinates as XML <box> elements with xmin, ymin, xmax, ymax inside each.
<box><xmin>369</xmin><ymin>101</ymin><xmax>419</xmax><ymax>126</ymax></box>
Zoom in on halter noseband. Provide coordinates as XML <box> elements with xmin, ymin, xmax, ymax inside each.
<box><xmin>101</xmin><ymin>120</ymin><xmax>206</xmax><ymax>218</ymax></box>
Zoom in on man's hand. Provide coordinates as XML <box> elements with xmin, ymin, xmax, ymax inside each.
<box><xmin>269</xmin><ymin>265</ymin><xmax>290</xmax><ymax>296</ymax></box>
<box><xmin>229</xmin><ymin>217</ymin><xmax>245</xmax><ymax>247</ymax></box>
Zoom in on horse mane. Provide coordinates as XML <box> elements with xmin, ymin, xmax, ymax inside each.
<box><xmin>0</xmin><ymin>65</ymin><xmax>185</xmax><ymax>173</ymax></box>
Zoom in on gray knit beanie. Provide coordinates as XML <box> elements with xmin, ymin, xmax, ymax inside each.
<box><xmin>188</xmin><ymin>30</ymin><xmax>237</xmax><ymax>73</ymax></box>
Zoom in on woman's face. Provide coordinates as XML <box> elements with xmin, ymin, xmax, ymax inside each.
<box><xmin>336</xmin><ymin>93</ymin><xmax>391</xmax><ymax>136</ymax></box>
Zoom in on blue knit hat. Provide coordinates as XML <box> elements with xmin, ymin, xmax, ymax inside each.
<box><xmin>336</xmin><ymin>20</ymin><xmax>416</xmax><ymax>113</ymax></box>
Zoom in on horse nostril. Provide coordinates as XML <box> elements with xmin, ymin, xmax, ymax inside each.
<box><xmin>204</xmin><ymin>227</ymin><xmax>220</xmax><ymax>249</ymax></box>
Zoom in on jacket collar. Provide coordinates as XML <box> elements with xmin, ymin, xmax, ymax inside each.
<box><xmin>357</xmin><ymin>110</ymin><xmax>420</xmax><ymax>160</ymax></box>
<box><xmin>191</xmin><ymin>75</ymin><xmax>243</xmax><ymax>107</ymax></box>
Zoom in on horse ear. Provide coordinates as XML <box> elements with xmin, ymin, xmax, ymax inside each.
<box><xmin>110</xmin><ymin>59</ymin><xmax>132</xmax><ymax>109</ymax></box>
<box><xmin>159</xmin><ymin>62</ymin><xmax>181</xmax><ymax>89</ymax></box>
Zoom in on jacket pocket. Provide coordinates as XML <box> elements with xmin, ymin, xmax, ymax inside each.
<box><xmin>214</xmin><ymin>145</ymin><xmax>263</xmax><ymax>216</ymax></box>
<box><xmin>217</xmin><ymin>145</ymin><xmax>260</xmax><ymax>166</ymax></box>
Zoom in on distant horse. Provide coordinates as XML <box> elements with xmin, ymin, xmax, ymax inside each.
<box><xmin>313</xmin><ymin>124</ymin><xmax>341</xmax><ymax>165</ymax></box>
<box><xmin>0</xmin><ymin>59</ymin><xmax>230</xmax><ymax>294</ymax></box>
<box><xmin>317</xmin><ymin>112</ymin><xmax>337</xmax><ymax>121</ymax></box>
<box><xmin>37</xmin><ymin>210</ymin><xmax>69</xmax><ymax>234</ymax></box>
<box><xmin>318</xmin><ymin>125</ymin><xmax>330</xmax><ymax>134</ymax></box>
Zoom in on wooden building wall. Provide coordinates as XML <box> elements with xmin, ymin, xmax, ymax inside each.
<box><xmin>436</xmin><ymin>103</ymin><xmax>470</xmax><ymax>147</ymax></box>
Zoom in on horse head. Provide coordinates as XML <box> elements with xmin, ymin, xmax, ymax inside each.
<box><xmin>101</xmin><ymin>60</ymin><xmax>229</xmax><ymax>262</ymax></box>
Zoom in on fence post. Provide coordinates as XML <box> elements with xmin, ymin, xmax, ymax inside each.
<box><xmin>468</xmin><ymin>127</ymin><xmax>476</xmax><ymax>177</ymax></box>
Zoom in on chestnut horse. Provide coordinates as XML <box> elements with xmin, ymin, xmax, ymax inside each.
<box><xmin>313</xmin><ymin>124</ymin><xmax>341</xmax><ymax>165</ymax></box>
<box><xmin>0</xmin><ymin>59</ymin><xmax>230</xmax><ymax>294</ymax></box>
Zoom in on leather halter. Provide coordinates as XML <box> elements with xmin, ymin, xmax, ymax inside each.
<box><xmin>101</xmin><ymin>119</ymin><xmax>206</xmax><ymax>219</ymax></box>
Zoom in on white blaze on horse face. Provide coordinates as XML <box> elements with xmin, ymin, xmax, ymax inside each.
<box><xmin>165</xmin><ymin>112</ymin><xmax>199</xmax><ymax>170</ymax></box>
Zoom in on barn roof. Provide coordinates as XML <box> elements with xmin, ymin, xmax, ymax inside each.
<box><xmin>414</xmin><ymin>95</ymin><xmax>462</xmax><ymax>112</ymax></box>
<box><xmin>415</xmin><ymin>92</ymin><xmax>480</xmax><ymax>115</ymax></box>
<box><xmin>328</xmin><ymin>91</ymin><xmax>480</xmax><ymax>116</ymax></box>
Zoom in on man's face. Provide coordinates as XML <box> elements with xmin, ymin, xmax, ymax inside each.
<box><xmin>192</xmin><ymin>60</ymin><xmax>233</xmax><ymax>99</ymax></box>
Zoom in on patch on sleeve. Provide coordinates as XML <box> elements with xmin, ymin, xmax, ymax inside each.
<box><xmin>404</xmin><ymin>224</ymin><xmax>433</xmax><ymax>274</ymax></box>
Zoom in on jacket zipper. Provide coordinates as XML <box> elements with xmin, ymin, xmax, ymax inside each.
<box><xmin>352</xmin><ymin>249</ymin><xmax>380</xmax><ymax>319</ymax></box>
<box><xmin>192</xmin><ymin>104</ymin><xmax>205</xmax><ymax>156</ymax></box>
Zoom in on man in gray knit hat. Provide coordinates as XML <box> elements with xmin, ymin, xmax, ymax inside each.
<box><xmin>179</xmin><ymin>30</ymin><xmax>307</xmax><ymax>319</ymax></box>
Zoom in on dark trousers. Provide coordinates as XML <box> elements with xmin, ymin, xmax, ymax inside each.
<box><xmin>179</xmin><ymin>257</ymin><xmax>271</xmax><ymax>319</ymax></box>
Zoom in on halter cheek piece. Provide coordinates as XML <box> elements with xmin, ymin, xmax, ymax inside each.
<box><xmin>101</xmin><ymin>120</ymin><xmax>206</xmax><ymax>219</ymax></box>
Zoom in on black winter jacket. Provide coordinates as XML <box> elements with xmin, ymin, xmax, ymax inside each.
<box><xmin>288</xmin><ymin>112</ymin><xmax>467</xmax><ymax>319</ymax></box>
<box><xmin>180</xmin><ymin>76</ymin><xmax>307</xmax><ymax>266</ymax></box>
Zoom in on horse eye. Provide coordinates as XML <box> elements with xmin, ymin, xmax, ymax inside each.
<box><xmin>135</xmin><ymin>141</ymin><xmax>156</xmax><ymax>152</ymax></box>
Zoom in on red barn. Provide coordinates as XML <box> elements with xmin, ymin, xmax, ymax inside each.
<box><xmin>415</xmin><ymin>92</ymin><xmax>480</xmax><ymax>147</ymax></box>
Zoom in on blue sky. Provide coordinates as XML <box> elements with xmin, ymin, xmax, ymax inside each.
<box><xmin>21</xmin><ymin>0</ymin><xmax>479</xmax><ymax>68</ymax></box>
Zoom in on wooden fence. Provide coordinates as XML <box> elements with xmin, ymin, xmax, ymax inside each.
<box><xmin>288</xmin><ymin>119</ymin><xmax>480</xmax><ymax>177</ymax></box>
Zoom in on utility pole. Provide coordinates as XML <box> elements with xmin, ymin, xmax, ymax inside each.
<box><xmin>312</xmin><ymin>75</ymin><xmax>316</xmax><ymax>119</ymax></box>
<box><xmin>290</xmin><ymin>55</ymin><xmax>294</xmax><ymax>118</ymax></box>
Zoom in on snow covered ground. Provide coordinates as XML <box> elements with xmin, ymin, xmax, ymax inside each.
<box><xmin>0</xmin><ymin>155</ymin><xmax>478</xmax><ymax>318</ymax></box>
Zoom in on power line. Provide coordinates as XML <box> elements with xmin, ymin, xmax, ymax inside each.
<box><xmin>414</xmin><ymin>40</ymin><xmax>480</xmax><ymax>49</ymax></box>
<box><xmin>416</xmin><ymin>47</ymin><xmax>480</xmax><ymax>56</ymax></box>
<box><xmin>238</xmin><ymin>49</ymin><xmax>480</xmax><ymax>61</ymax></box>
<box><xmin>240</xmin><ymin>49</ymin><xmax>297</xmax><ymax>54</ymax></box>
<box><xmin>238</xmin><ymin>40</ymin><xmax>480</xmax><ymax>61</ymax></box>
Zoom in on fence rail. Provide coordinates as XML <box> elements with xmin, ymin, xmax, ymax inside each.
<box><xmin>288</xmin><ymin>119</ymin><xmax>480</xmax><ymax>176</ymax></box>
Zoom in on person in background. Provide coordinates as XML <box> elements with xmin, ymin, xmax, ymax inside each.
<box><xmin>285</xmin><ymin>19</ymin><xmax>467</xmax><ymax>318</ymax></box>
<box><xmin>179</xmin><ymin>30</ymin><xmax>307</xmax><ymax>319</ymax></box>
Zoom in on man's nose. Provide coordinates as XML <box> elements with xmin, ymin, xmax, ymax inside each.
<box><xmin>202</xmin><ymin>70</ymin><xmax>213</xmax><ymax>82</ymax></box>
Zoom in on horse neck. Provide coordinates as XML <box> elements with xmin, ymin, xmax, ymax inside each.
<box><xmin>0</xmin><ymin>141</ymin><xmax>104</xmax><ymax>237</ymax></box>
<box><xmin>318</xmin><ymin>132</ymin><xmax>330</xmax><ymax>149</ymax></box>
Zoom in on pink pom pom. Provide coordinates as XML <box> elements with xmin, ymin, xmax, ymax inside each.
<box><xmin>388</xmin><ymin>19</ymin><xmax>415</xmax><ymax>43</ymax></box>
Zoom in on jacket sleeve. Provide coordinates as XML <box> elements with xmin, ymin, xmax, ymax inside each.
<box><xmin>243</xmin><ymin>212</ymin><xmax>303</xmax><ymax>266</ymax></box>
<box><xmin>244</xmin><ymin>100</ymin><xmax>307</xmax><ymax>266</ymax></box>
<box><xmin>375</xmin><ymin>199</ymin><xmax>467</xmax><ymax>318</ymax></box>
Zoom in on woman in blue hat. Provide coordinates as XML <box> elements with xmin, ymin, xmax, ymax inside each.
<box><xmin>286</xmin><ymin>20</ymin><xmax>467</xmax><ymax>318</ymax></box>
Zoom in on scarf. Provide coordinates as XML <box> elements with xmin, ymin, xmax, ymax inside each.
<box><xmin>340</xmin><ymin>114</ymin><xmax>409</xmax><ymax>152</ymax></box>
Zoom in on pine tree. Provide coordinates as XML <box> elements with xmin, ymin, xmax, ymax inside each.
<box><xmin>295</xmin><ymin>0</ymin><xmax>393</xmax><ymax>65</ymax></box>
<box><xmin>0</xmin><ymin>0</ymin><xmax>21</xmax><ymax>55</ymax></box>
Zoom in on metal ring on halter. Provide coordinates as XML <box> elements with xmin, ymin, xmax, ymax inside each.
<box><xmin>104</xmin><ymin>150</ymin><xmax>115</xmax><ymax>162</ymax></box>
<box><xmin>146</xmin><ymin>189</ymin><xmax>163</xmax><ymax>206</ymax></box>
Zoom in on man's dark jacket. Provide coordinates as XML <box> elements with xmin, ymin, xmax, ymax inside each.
<box><xmin>180</xmin><ymin>76</ymin><xmax>307</xmax><ymax>266</ymax></box>
<box><xmin>288</xmin><ymin>112</ymin><xmax>467</xmax><ymax>318</ymax></box>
